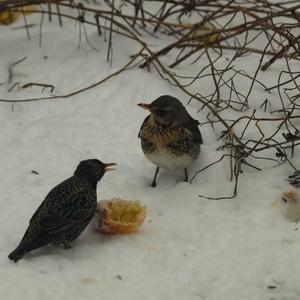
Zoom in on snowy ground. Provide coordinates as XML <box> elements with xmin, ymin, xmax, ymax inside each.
<box><xmin>0</xmin><ymin>7</ymin><xmax>300</xmax><ymax>300</ymax></box>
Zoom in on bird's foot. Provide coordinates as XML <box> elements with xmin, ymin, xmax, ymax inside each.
<box><xmin>151</xmin><ymin>166</ymin><xmax>159</xmax><ymax>188</ymax></box>
<box><xmin>62</xmin><ymin>242</ymin><xmax>72</xmax><ymax>250</ymax></box>
<box><xmin>151</xmin><ymin>181</ymin><xmax>157</xmax><ymax>188</ymax></box>
<box><xmin>184</xmin><ymin>168</ymin><xmax>189</xmax><ymax>182</ymax></box>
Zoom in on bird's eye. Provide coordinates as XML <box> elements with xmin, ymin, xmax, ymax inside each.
<box><xmin>156</xmin><ymin>110</ymin><xmax>165</xmax><ymax>117</ymax></box>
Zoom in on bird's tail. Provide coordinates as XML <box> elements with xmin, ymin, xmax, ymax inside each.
<box><xmin>8</xmin><ymin>244</ymin><xmax>27</xmax><ymax>262</ymax></box>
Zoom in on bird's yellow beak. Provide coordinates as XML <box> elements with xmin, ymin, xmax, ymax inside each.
<box><xmin>104</xmin><ymin>163</ymin><xmax>117</xmax><ymax>172</ymax></box>
<box><xmin>138</xmin><ymin>103</ymin><xmax>152</xmax><ymax>112</ymax></box>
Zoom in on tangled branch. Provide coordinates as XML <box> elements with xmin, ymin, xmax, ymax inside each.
<box><xmin>1</xmin><ymin>0</ymin><xmax>299</xmax><ymax>199</ymax></box>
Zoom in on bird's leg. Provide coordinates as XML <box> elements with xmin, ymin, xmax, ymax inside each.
<box><xmin>184</xmin><ymin>168</ymin><xmax>188</xmax><ymax>182</ymax></box>
<box><xmin>151</xmin><ymin>166</ymin><xmax>159</xmax><ymax>188</ymax></box>
<box><xmin>62</xmin><ymin>242</ymin><xmax>72</xmax><ymax>249</ymax></box>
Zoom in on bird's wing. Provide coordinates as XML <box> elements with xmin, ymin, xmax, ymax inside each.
<box><xmin>138</xmin><ymin>115</ymin><xmax>150</xmax><ymax>138</ymax></box>
<box><xmin>28</xmin><ymin>177</ymin><xmax>75</xmax><ymax>224</ymax></box>
<box><xmin>11</xmin><ymin>181</ymin><xmax>96</xmax><ymax>258</ymax></box>
<box><xmin>184</xmin><ymin>119</ymin><xmax>203</xmax><ymax>144</ymax></box>
<box><xmin>38</xmin><ymin>188</ymin><xmax>96</xmax><ymax>235</ymax></box>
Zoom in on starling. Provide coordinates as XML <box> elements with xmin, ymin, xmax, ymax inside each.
<box><xmin>8</xmin><ymin>159</ymin><xmax>116</xmax><ymax>262</ymax></box>
<box><xmin>138</xmin><ymin>95</ymin><xmax>203</xmax><ymax>187</ymax></box>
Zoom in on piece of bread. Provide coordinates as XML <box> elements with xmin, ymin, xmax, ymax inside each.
<box><xmin>94</xmin><ymin>198</ymin><xmax>146</xmax><ymax>234</ymax></box>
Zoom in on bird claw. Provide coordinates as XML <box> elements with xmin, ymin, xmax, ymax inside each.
<box><xmin>150</xmin><ymin>166</ymin><xmax>159</xmax><ymax>188</ymax></box>
<box><xmin>184</xmin><ymin>168</ymin><xmax>189</xmax><ymax>182</ymax></box>
<box><xmin>63</xmin><ymin>242</ymin><xmax>72</xmax><ymax>249</ymax></box>
<box><xmin>151</xmin><ymin>181</ymin><xmax>157</xmax><ymax>188</ymax></box>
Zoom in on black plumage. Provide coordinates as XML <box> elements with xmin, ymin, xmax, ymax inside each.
<box><xmin>138</xmin><ymin>95</ymin><xmax>203</xmax><ymax>187</ymax></box>
<box><xmin>8</xmin><ymin>159</ymin><xmax>115</xmax><ymax>262</ymax></box>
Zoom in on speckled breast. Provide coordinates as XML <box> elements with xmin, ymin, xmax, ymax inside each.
<box><xmin>139</xmin><ymin>117</ymin><xmax>200</xmax><ymax>170</ymax></box>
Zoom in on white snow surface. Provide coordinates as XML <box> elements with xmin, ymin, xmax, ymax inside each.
<box><xmin>1</xmin><ymin>7</ymin><xmax>300</xmax><ymax>300</ymax></box>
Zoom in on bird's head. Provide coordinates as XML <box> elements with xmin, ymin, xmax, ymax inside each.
<box><xmin>138</xmin><ymin>95</ymin><xmax>190</xmax><ymax>127</ymax></box>
<box><xmin>74</xmin><ymin>159</ymin><xmax>116</xmax><ymax>186</ymax></box>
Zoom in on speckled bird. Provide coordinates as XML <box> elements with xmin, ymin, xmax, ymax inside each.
<box><xmin>138</xmin><ymin>95</ymin><xmax>203</xmax><ymax>187</ymax></box>
<box><xmin>8</xmin><ymin>159</ymin><xmax>116</xmax><ymax>262</ymax></box>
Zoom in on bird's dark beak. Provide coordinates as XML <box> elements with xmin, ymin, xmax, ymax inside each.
<box><xmin>138</xmin><ymin>103</ymin><xmax>152</xmax><ymax>112</ymax></box>
<box><xmin>104</xmin><ymin>163</ymin><xmax>117</xmax><ymax>172</ymax></box>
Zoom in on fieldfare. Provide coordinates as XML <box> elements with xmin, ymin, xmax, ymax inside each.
<box><xmin>138</xmin><ymin>95</ymin><xmax>203</xmax><ymax>187</ymax></box>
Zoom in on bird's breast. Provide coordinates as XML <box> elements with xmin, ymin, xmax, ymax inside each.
<box><xmin>139</xmin><ymin>119</ymin><xmax>184</xmax><ymax>148</ymax></box>
<box><xmin>145</xmin><ymin>149</ymin><xmax>194</xmax><ymax>170</ymax></box>
<box><xmin>139</xmin><ymin>118</ymin><xmax>200</xmax><ymax>170</ymax></box>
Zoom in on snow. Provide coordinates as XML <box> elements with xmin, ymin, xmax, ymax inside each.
<box><xmin>1</xmin><ymin>5</ymin><xmax>300</xmax><ymax>300</ymax></box>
